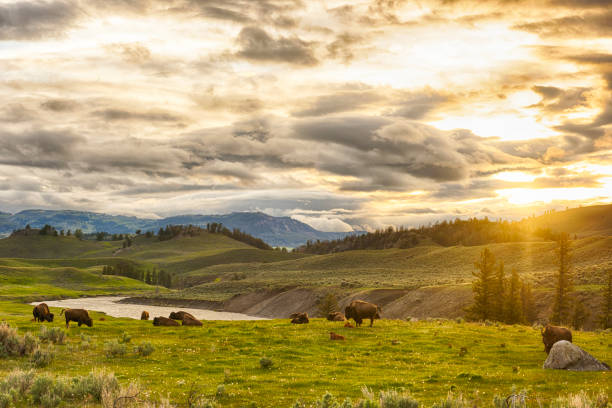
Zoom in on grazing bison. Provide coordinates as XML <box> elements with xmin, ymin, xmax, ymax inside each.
<box><xmin>60</xmin><ymin>309</ymin><xmax>92</xmax><ymax>328</ymax></box>
<box><xmin>542</xmin><ymin>324</ymin><xmax>572</xmax><ymax>354</ymax></box>
<box><xmin>330</xmin><ymin>332</ymin><xmax>345</xmax><ymax>340</ymax></box>
<box><xmin>169</xmin><ymin>311</ymin><xmax>196</xmax><ymax>321</ymax></box>
<box><xmin>327</xmin><ymin>312</ymin><xmax>345</xmax><ymax>321</ymax></box>
<box><xmin>153</xmin><ymin>316</ymin><xmax>180</xmax><ymax>326</ymax></box>
<box><xmin>140</xmin><ymin>311</ymin><xmax>149</xmax><ymax>320</ymax></box>
<box><xmin>182</xmin><ymin>316</ymin><xmax>203</xmax><ymax>326</ymax></box>
<box><xmin>291</xmin><ymin>312</ymin><xmax>309</xmax><ymax>324</ymax></box>
<box><xmin>345</xmin><ymin>300</ymin><xmax>381</xmax><ymax>327</ymax></box>
<box><xmin>33</xmin><ymin>303</ymin><xmax>54</xmax><ymax>323</ymax></box>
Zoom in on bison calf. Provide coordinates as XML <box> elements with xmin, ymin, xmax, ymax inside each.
<box><xmin>542</xmin><ymin>324</ymin><xmax>572</xmax><ymax>354</ymax></box>
<box><xmin>61</xmin><ymin>308</ymin><xmax>92</xmax><ymax>328</ymax></box>
<box><xmin>33</xmin><ymin>303</ymin><xmax>54</xmax><ymax>323</ymax></box>
<box><xmin>344</xmin><ymin>322</ymin><xmax>354</xmax><ymax>328</ymax></box>
<box><xmin>153</xmin><ymin>316</ymin><xmax>180</xmax><ymax>326</ymax></box>
<box><xmin>330</xmin><ymin>332</ymin><xmax>345</xmax><ymax>340</ymax></box>
<box><xmin>140</xmin><ymin>311</ymin><xmax>149</xmax><ymax>320</ymax></box>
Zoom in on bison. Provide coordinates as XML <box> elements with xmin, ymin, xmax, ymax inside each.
<box><xmin>182</xmin><ymin>315</ymin><xmax>203</xmax><ymax>326</ymax></box>
<box><xmin>290</xmin><ymin>312</ymin><xmax>309</xmax><ymax>324</ymax></box>
<box><xmin>60</xmin><ymin>308</ymin><xmax>92</xmax><ymax>328</ymax></box>
<box><xmin>330</xmin><ymin>332</ymin><xmax>345</xmax><ymax>340</ymax></box>
<box><xmin>140</xmin><ymin>311</ymin><xmax>149</xmax><ymax>320</ymax></box>
<box><xmin>542</xmin><ymin>324</ymin><xmax>572</xmax><ymax>354</ymax></box>
<box><xmin>33</xmin><ymin>303</ymin><xmax>54</xmax><ymax>323</ymax></box>
<box><xmin>153</xmin><ymin>316</ymin><xmax>180</xmax><ymax>326</ymax></box>
<box><xmin>169</xmin><ymin>311</ymin><xmax>196</xmax><ymax>321</ymax></box>
<box><xmin>327</xmin><ymin>312</ymin><xmax>345</xmax><ymax>321</ymax></box>
<box><xmin>344</xmin><ymin>322</ymin><xmax>354</xmax><ymax>328</ymax></box>
<box><xmin>345</xmin><ymin>300</ymin><xmax>381</xmax><ymax>327</ymax></box>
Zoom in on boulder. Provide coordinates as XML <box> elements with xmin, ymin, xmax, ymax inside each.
<box><xmin>543</xmin><ymin>340</ymin><xmax>610</xmax><ymax>372</ymax></box>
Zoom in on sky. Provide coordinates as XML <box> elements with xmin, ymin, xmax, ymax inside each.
<box><xmin>0</xmin><ymin>0</ymin><xmax>611</xmax><ymax>232</ymax></box>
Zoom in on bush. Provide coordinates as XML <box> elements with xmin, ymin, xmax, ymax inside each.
<box><xmin>379</xmin><ymin>390</ymin><xmax>419</xmax><ymax>408</ymax></box>
<box><xmin>431</xmin><ymin>393</ymin><xmax>471</xmax><ymax>408</ymax></box>
<box><xmin>39</xmin><ymin>327</ymin><xmax>66</xmax><ymax>345</ymax></box>
<box><xmin>70</xmin><ymin>369</ymin><xmax>118</xmax><ymax>402</ymax></box>
<box><xmin>104</xmin><ymin>340</ymin><xmax>127</xmax><ymax>358</ymax></box>
<box><xmin>135</xmin><ymin>342</ymin><xmax>155</xmax><ymax>357</ymax></box>
<box><xmin>259</xmin><ymin>357</ymin><xmax>273</xmax><ymax>369</ymax></box>
<box><xmin>0</xmin><ymin>393</ymin><xmax>10</xmax><ymax>408</ymax></box>
<box><xmin>31</xmin><ymin>347</ymin><xmax>54</xmax><ymax>368</ymax></box>
<box><xmin>0</xmin><ymin>323</ymin><xmax>39</xmax><ymax>357</ymax></box>
<box><xmin>118</xmin><ymin>332</ymin><xmax>132</xmax><ymax>344</ymax></box>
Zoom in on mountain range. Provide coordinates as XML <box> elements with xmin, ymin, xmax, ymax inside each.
<box><xmin>0</xmin><ymin>210</ymin><xmax>360</xmax><ymax>248</ymax></box>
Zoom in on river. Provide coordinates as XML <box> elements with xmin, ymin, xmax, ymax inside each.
<box><xmin>32</xmin><ymin>296</ymin><xmax>266</xmax><ymax>321</ymax></box>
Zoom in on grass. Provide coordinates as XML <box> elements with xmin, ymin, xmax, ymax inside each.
<box><xmin>0</xmin><ymin>302</ymin><xmax>610</xmax><ymax>407</ymax></box>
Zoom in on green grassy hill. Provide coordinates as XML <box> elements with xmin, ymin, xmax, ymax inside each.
<box><xmin>0</xmin><ymin>302</ymin><xmax>609</xmax><ymax>407</ymax></box>
<box><xmin>519</xmin><ymin>204</ymin><xmax>612</xmax><ymax>237</ymax></box>
<box><xmin>0</xmin><ymin>235</ymin><xmax>120</xmax><ymax>259</ymax></box>
<box><xmin>176</xmin><ymin>236</ymin><xmax>612</xmax><ymax>300</ymax></box>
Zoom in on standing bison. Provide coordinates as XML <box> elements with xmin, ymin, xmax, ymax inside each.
<box><xmin>141</xmin><ymin>311</ymin><xmax>149</xmax><ymax>320</ymax></box>
<box><xmin>61</xmin><ymin>309</ymin><xmax>92</xmax><ymax>328</ymax></box>
<box><xmin>542</xmin><ymin>324</ymin><xmax>572</xmax><ymax>354</ymax></box>
<box><xmin>33</xmin><ymin>303</ymin><xmax>54</xmax><ymax>323</ymax></box>
<box><xmin>345</xmin><ymin>300</ymin><xmax>381</xmax><ymax>327</ymax></box>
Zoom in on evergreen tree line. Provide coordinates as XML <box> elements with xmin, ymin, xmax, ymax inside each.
<box><xmin>468</xmin><ymin>232</ymin><xmax>612</xmax><ymax>329</ymax></box>
<box><xmin>154</xmin><ymin>223</ymin><xmax>271</xmax><ymax>250</ymax></box>
<box><xmin>466</xmin><ymin>248</ymin><xmax>536</xmax><ymax>324</ymax></box>
<box><xmin>102</xmin><ymin>262</ymin><xmax>172</xmax><ymax>288</ymax></box>
<box><xmin>294</xmin><ymin>217</ymin><xmax>557</xmax><ymax>255</ymax></box>
<box><xmin>12</xmin><ymin>224</ymin><xmax>81</xmax><ymax>238</ymax></box>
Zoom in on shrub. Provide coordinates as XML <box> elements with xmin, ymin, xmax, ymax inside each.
<box><xmin>70</xmin><ymin>369</ymin><xmax>118</xmax><ymax>402</ymax></box>
<box><xmin>135</xmin><ymin>342</ymin><xmax>154</xmax><ymax>357</ymax></box>
<box><xmin>0</xmin><ymin>393</ymin><xmax>10</xmax><ymax>408</ymax></box>
<box><xmin>104</xmin><ymin>340</ymin><xmax>127</xmax><ymax>358</ymax></box>
<box><xmin>3</xmin><ymin>369</ymin><xmax>34</xmax><ymax>395</ymax></box>
<box><xmin>431</xmin><ymin>393</ymin><xmax>471</xmax><ymax>408</ymax></box>
<box><xmin>259</xmin><ymin>357</ymin><xmax>273</xmax><ymax>369</ymax></box>
<box><xmin>0</xmin><ymin>323</ymin><xmax>39</xmax><ymax>357</ymax></box>
<box><xmin>31</xmin><ymin>347</ymin><xmax>54</xmax><ymax>368</ymax></box>
<box><xmin>379</xmin><ymin>390</ymin><xmax>419</xmax><ymax>408</ymax></box>
<box><xmin>118</xmin><ymin>332</ymin><xmax>132</xmax><ymax>344</ymax></box>
<box><xmin>216</xmin><ymin>384</ymin><xmax>226</xmax><ymax>398</ymax></box>
<box><xmin>39</xmin><ymin>327</ymin><xmax>66</xmax><ymax>345</ymax></box>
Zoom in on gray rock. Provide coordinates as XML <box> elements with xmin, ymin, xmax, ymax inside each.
<box><xmin>543</xmin><ymin>340</ymin><xmax>610</xmax><ymax>371</ymax></box>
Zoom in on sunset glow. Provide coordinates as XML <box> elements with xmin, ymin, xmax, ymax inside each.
<box><xmin>0</xmin><ymin>0</ymin><xmax>611</xmax><ymax>231</ymax></box>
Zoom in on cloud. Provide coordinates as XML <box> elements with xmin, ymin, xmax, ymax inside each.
<box><xmin>326</xmin><ymin>32</ymin><xmax>364</xmax><ymax>63</ymax></box>
<box><xmin>235</xmin><ymin>26</ymin><xmax>317</xmax><ymax>66</ymax></box>
<box><xmin>292</xmin><ymin>90</ymin><xmax>384</xmax><ymax>117</ymax></box>
<box><xmin>92</xmin><ymin>109</ymin><xmax>183</xmax><ymax>123</ymax></box>
<box><xmin>530</xmin><ymin>85</ymin><xmax>590</xmax><ymax>113</ymax></box>
<box><xmin>514</xmin><ymin>10</ymin><xmax>612</xmax><ymax>38</ymax></box>
<box><xmin>0</xmin><ymin>0</ymin><xmax>80</xmax><ymax>40</ymax></box>
<box><xmin>0</xmin><ymin>129</ymin><xmax>84</xmax><ymax>169</ymax></box>
<box><xmin>200</xmin><ymin>6</ymin><xmax>251</xmax><ymax>23</ymax></box>
<box><xmin>40</xmin><ymin>99</ymin><xmax>78</xmax><ymax>112</ymax></box>
<box><xmin>392</xmin><ymin>90</ymin><xmax>449</xmax><ymax>119</ymax></box>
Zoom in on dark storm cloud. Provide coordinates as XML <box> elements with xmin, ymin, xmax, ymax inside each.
<box><xmin>200</xmin><ymin>6</ymin><xmax>252</xmax><ymax>23</ymax></box>
<box><xmin>235</xmin><ymin>27</ymin><xmax>317</xmax><ymax>66</ymax></box>
<box><xmin>93</xmin><ymin>109</ymin><xmax>183</xmax><ymax>123</ymax></box>
<box><xmin>0</xmin><ymin>129</ymin><xmax>84</xmax><ymax>169</ymax></box>
<box><xmin>0</xmin><ymin>0</ymin><xmax>80</xmax><ymax>40</ymax></box>
<box><xmin>292</xmin><ymin>90</ymin><xmax>384</xmax><ymax>117</ymax></box>
<box><xmin>514</xmin><ymin>10</ymin><xmax>612</xmax><ymax>38</ymax></box>
<box><xmin>232</xmin><ymin>117</ymin><xmax>271</xmax><ymax>142</ymax></box>
<box><xmin>530</xmin><ymin>85</ymin><xmax>590</xmax><ymax>113</ymax></box>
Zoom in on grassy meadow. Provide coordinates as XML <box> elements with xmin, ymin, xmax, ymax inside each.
<box><xmin>0</xmin><ymin>302</ymin><xmax>610</xmax><ymax>407</ymax></box>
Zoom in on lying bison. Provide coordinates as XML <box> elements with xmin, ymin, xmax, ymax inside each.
<box><xmin>169</xmin><ymin>311</ymin><xmax>196</xmax><ymax>321</ymax></box>
<box><xmin>153</xmin><ymin>316</ymin><xmax>180</xmax><ymax>326</ymax></box>
<box><xmin>542</xmin><ymin>324</ymin><xmax>572</xmax><ymax>354</ymax></box>
<box><xmin>141</xmin><ymin>311</ymin><xmax>149</xmax><ymax>320</ymax></box>
<box><xmin>327</xmin><ymin>312</ymin><xmax>345</xmax><ymax>322</ymax></box>
<box><xmin>291</xmin><ymin>312</ymin><xmax>309</xmax><ymax>324</ymax></box>
<box><xmin>345</xmin><ymin>300</ymin><xmax>381</xmax><ymax>327</ymax></box>
<box><xmin>61</xmin><ymin>308</ymin><xmax>92</xmax><ymax>328</ymax></box>
<box><xmin>182</xmin><ymin>315</ymin><xmax>203</xmax><ymax>326</ymax></box>
<box><xmin>33</xmin><ymin>303</ymin><xmax>54</xmax><ymax>323</ymax></box>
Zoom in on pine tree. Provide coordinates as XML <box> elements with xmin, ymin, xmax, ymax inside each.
<box><xmin>521</xmin><ymin>282</ymin><xmax>537</xmax><ymax>323</ymax></box>
<box><xmin>571</xmin><ymin>299</ymin><xmax>589</xmax><ymax>330</ymax></box>
<box><xmin>600</xmin><ymin>269</ymin><xmax>612</xmax><ymax>329</ymax></box>
<box><xmin>551</xmin><ymin>232</ymin><xmax>573</xmax><ymax>324</ymax></box>
<box><xmin>504</xmin><ymin>268</ymin><xmax>524</xmax><ymax>324</ymax></box>
<box><xmin>466</xmin><ymin>248</ymin><xmax>496</xmax><ymax>321</ymax></box>
<box><xmin>492</xmin><ymin>261</ymin><xmax>506</xmax><ymax>321</ymax></box>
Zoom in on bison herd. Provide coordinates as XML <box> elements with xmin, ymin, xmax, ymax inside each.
<box><xmin>32</xmin><ymin>302</ymin><xmax>575</xmax><ymax>354</ymax></box>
